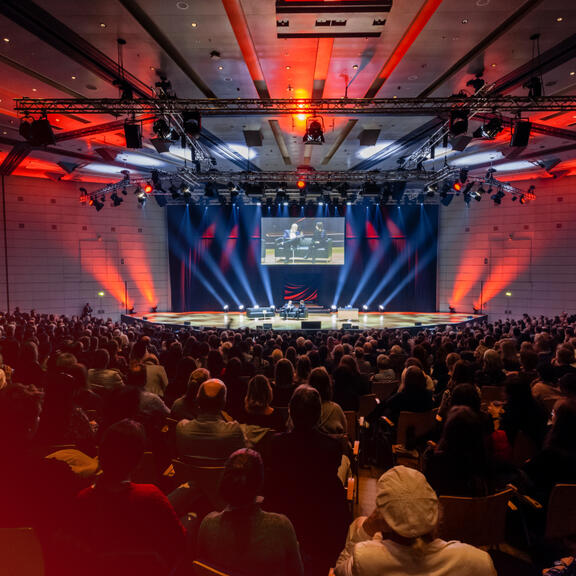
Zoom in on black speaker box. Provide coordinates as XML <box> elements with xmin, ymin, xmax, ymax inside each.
<box><xmin>124</xmin><ymin>122</ymin><xmax>142</xmax><ymax>148</ymax></box>
<box><xmin>263</xmin><ymin>323</ymin><xmax>272</xmax><ymax>329</ymax></box>
<box><xmin>415</xmin><ymin>322</ymin><xmax>422</xmax><ymax>326</ymax></box>
<box><xmin>510</xmin><ymin>121</ymin><xmax>531</xmax><ymax>147</ymax></box>
<box><xmin>342</xmin><ymin>323</ymin><xmax>352</xmax><ymax>329</ymax></box>
<box><xmin>301</xmin><ymin>321</ymin><xmax>321</xmax><ymax>330</ymax></box>
<box><xmin>184</xmin><ymin>321</ymin><xmax>191</xmax><ymax>326</ymax></box>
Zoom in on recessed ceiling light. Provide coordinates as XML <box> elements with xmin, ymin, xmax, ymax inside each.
<box><xmin>557</xmin><ymin>17</ymin><xmax>563</xmax><ymax>22</ymax></box>
<box><xmin>71</xmin><ymin>75</ymin><xmax>76</xmax><ymax>80</ymax></box>
<box><xmin>218</xmin><ymin>65</ymin><xmax>223</xmax><ymax>70</ymax></box>
<box><xmin>99</xmin><ymin>22</ymin><xmax>107</xmax><ymax>28</ymax></box>
<box><xmin>476</xmin><ymin>0</ymin><xmax>490</xmax><ymax>5</ymax></box>
<box><xmin>32</xmin><ymin>88</ymin><xmax>37</xmax><ymax>92</ymax></box>
<box><xmin>150</xmin><ymin>66</ymin><xmax>155</xmax><ymax>71</ymax></box>
<box><xmin>224</xmin><ymin>77</ymin><xmax>232</xmax><ymax>82</ymax></box>
<box><xmin>461</xmin><ymin>18</ymin><xmax>469</xmax><ymax>24</ymax></box>
<box><xmin>408</xmin><ymin>74</ymin><xmax>418</xmax><ymax>80</ymax></box>
<box><xmin>2</xmin><ymin>38</ymin><xmax>9</xmax><ymax>43</ymax></box>
<box><xmin>55</xmin><ymin>118</ymin><xmax>60</xmax><ymax>122</ymax></box>
<box><xmin>571</xmin><ymin>71</ymin><xmax>575</xmax><ymax>76</ymax></box>
<box><xmin>176</xmin><ymin>1</ymin><xmax>189</xmax><ymax>8</ymax></box>
<box><xmin>491</xmin><ymin>63</ymin><xmax>497</xmax><ymax>67</ymax></box>
<box><xmin>352</xmin><ymin>64</ymin><xmax>358</xmax><ymax>70</ymax></box>
<box><xmin>285</xmin><ymin>65</ymin><xmax>291</xmax><ymax>70</ymax></box>
<box><xmin>191</xmin><ymin>22</ymin><xmax>197</xmax><ymax>27</ymax></box>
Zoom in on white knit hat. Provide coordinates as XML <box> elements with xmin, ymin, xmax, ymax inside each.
<box><xmin>376</xmin><ymin>466</ymin><xmax>438</xmax><ymax>538</ymax></box>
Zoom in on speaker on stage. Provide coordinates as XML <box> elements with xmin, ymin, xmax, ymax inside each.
<box><xmin>415</xmin><ymin>322</ymin><xmax>422</xmax><ymax>326</ymax></box>
<box><xmin>263</xmin><ymin>323</ymin><xmax>272</xmax><ymax>329</ymax></box>
<box><xmin>342</xmin><ymin>323</ymin><xmax>352</xmax><ymax>329</ymax></box>
<box><xmin>301</xmin><ymin>321</ymin><xmax>321</xmax><ymax>330</ymax></box>
<box><xmin>184</xmin><ymin>321</ymin><xmax>191</xmax><ymax>326</ymax></box>
<box><xmin>511</xmin><ymin>121</ymin><xmax>531</xmax><ymax>147</ymax></box>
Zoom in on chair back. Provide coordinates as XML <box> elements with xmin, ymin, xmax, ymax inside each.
<box><xmin>438</xmin><ymin>488</ymin><xmax>513</xmax><ymax>547</ymax></box>
<box><xmin>545</xmin><ymin>484</ymin><xmax>576</xmax><ymax>540</ymax></box>
<box><xmin>396</xmin><ymin>410</ymin><xmax>436</xmax><ymax>448</ymax></box>
<box><xmin>358</xmin><ymin>394</ymin><xmax>378</xmax><ymax>419</ymax></box>
<box><xmin>343</xmin><ymin>410</ymin><xmax>357</xmax><ymax>443</ymax></box>
<box><xmin>371</xmin><ymin>379</ymin><xmax>398</xmax><ymax>402</ymax></box>
<box><xmin>0</xmin><ymin>527</ymin><xmax>44</xmax><ymax>576</ymax></box>
<box><xmin>481</xmin><ymin>386</ymin><xmax>506</xmax><ymax>404</ymax></box>
<box><xmin>131</xmin><ymin>451</ymin><xmax>158</xmax><ymax>485</ymax></box>
<box><xmin>173</xmin><ymin>456</ymin><xmax>227</xmax><ymax>510</ymax></box>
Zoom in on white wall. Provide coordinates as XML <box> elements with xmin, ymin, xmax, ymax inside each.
<box><xmin>438</xmin><ymin>175</ymin><xmax>576</xmax><ymax>320</ymax></box>
<box><xmin>0</xmin><ymin>175</ymin><xmax>171</xmax><ymax>319</ymax></box>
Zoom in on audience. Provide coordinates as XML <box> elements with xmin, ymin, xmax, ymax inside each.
<box><xmin>335</xmin><ymin>466</ymin><xmax>496</xmax><ymax>576</ymax></box>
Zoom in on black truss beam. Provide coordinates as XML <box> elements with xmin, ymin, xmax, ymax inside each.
<box><xmin>14</xmin><ymin>96</ymin><xmax>576</xmax><ymax>116</ymax></box>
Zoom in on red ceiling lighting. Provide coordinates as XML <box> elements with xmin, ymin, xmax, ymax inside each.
<box><xmin>296</xmin><ymin>179</ymin><xmax>306</xmax><ymax>189</ymax></box>
<box><xmin>144</xmin><ymin>183</ymin><xmax>153</xmax><ymax>194</ymax></box>
<box><xmin>453</xmin><ymin>182</ymin><xmax>462</xmax><ymax>192</ymax></box>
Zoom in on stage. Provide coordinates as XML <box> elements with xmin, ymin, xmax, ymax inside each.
<box><xmin>123</xmin><ymin>311</ymin><xmax>485</xmax><ymax>331</ymax></box>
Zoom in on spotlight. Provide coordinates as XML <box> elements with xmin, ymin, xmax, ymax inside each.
<box><xmin>144</xmin><ymin>183</ymin><xmax>153</xmax><ymax>194</ymax></box>
<box><xmin>296</xmin><ymin>179</ymin><xmax>306</xmax><ymax>190</ymax></box>
<box><xmin>151</xmin><ymin>170</ymin><xmax>163</xmax><ymax>191</ymax></box>
<box><xmin>182</xmin><ymin>111</ymin><xmax>202</xmax><ymax>139</ymax></box>
<box><xmin>128</xmin><ymin>306</ymin><xmax>135</xmax><ymax>314</ymax></box>
<box><xmin>330</xmin><ymin>305</ymin><xmax>338</xmax><ymax>311</ymax></box>
<box><xmin>204</xmin><ymin>182</ymin><xmax>217</xmax><ymax>197</ymax></box>
<box><xmin>473</xmin><ymin>117</ymin><xmax>503</xmax><ymax>139</ymax></box>
<box><xmin>362</xmin><ymin>304</ymin><xmax>368</xmax><ymax>311</ymax></box>
<box><xmin>425</xmin><ymin>183</ymin><xmax>438</xmax><ymax>197</ymax></box>
<box><xmin>89</xmin><ymin>197</ymin><xmax>105</xmax><ymax>211</ymax></box>
<box><xmin>472</xmin><ymin>306</ymin><xmax>480</xmax><ymax>314</ymax></box>
<box><xmin>151</xmin><ymin>306</ymin><xmax>158</xmax><ymax>313</ymax></box>
<box><xmin>223</xmin><ymin>304</ymin><xmax>229</xmax><ymax>311</ymax></box>
<box><xmin>453</xmin><ymin>182</ymin><xmax>462</xmax><ymax>193</ymax></box>
<box><xmin>110</xmin><ymin>192</ymin><xmax>123</xmax><ymax>207</ymax></box>
<box><xmin>169</xmin><ymin>183</ymin><xmax>181</xmax><ymax>200</ymax></box>
<box><xmin>303</xmin><ymin>117</ymin><xmax>325</xmax><ymax>145</ymax></box>
<box><xmin>490</xmin><ymin>187</ymin><xmax>505</xmax><ymax>205</ymax></box>
<box><xmin>466</xmin><ymin>75</ymin><xmax>485</xmax><ymax>93</ymax></box>
<box><xmin>19</xmin><ymin>114</ymin><xmax>55</xmax><ymax>146</ymax></box>
<box><xmin>449</xmin><ymin>306</ymin><xmax>456</xmax><ymax>313</ymax></box>
<box><xmin>449</xmin><ymin>109</ymin><xmax>468</xmax><ymax>136</ymax></box>
<box><xmin>238</xmin><ymin>304</ymin><xmax>245</xmax><ymax>311</ymax></box>
<box><xmin>378</xmin><ymin>304</ymin><xmax>384</xmax><ymax>311</ymax></box>
<box><xmin>459</xmin><ymin>169</ymin><xmax>469</xmax><ymax>184</ymax></box>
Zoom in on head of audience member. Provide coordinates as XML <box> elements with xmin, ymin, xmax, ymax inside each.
<box><xmin>400</xmin><ymin>365</ymin><xmax>427</xmax><ymax>396</ymax></box>
<box><xmin>308</xmin><ymin>366</ymin><xmax>332</xmax><ymax>403</ymax></box>
<box><xmin>545</xmin><ymin>399</ymin><xmax>576</xmax><ymax>453</ymax></box>
<box><xmin>196</xmin><ymin>379</ymin><xmax>227</xmax><ymax>414</ymax></box>
<box><xmin>339</xmin><ymin>354</ymin><xmax>360</xmax><ymax>375</ymax></box>
<box><xmin>93</xmin><ymin>348</ymin><xmax>111</xmax><ymax>370</ymax></box>
<box><xmin>126</xmin><ymin>364</ymin><xmax>147</xmax><ymax>389</ymax></box>
<box><xmin>520</xmin><ymin>348</ymin><xmax>539</xmax><ymax>374</ymax></box>
<box><xmin>296</xmin><ymin>355</ymin><xmax>312</xmax><ymax>382</ymax></box>
<box><xmin>186</xmin><ymin>368</ymin><xmax>210</xmax><ymax>401</ymax></box>
<box><xmin>225</xmin><ymin>357</ymin><xmax>243</xmax><ymax>381</ymax></box>
<box><xmin>445</xmin><ymin>352</ymin><xmax>461</xmax><ymax>375</ymax></box>
<box><xmin>98</xmin><ymin>419</ymin><xmax>146</xmax><ymax>483</ymax></box>
<box><xmin>19</xmin><ymin>341</ymin><xmax>39</xmax><ymax>366</ymax></box>
<box><xmin>437</xmin><ymin>406</ymin><xmax>487</xmax><ymax>465</ymax></box>
<box><xmin>450</xmin><ymin>383</ymin><xmax>481</xmax><ymax>414</ymax></box>
<box><xmin>244</xmin><ymin>375</ymin><xmax>274</xmax><ymax>414</ymax></box>
<box><xmin>483</xmin><ymin>349</ymin><xmax>503</xmax><ymax>373</ymax></box>
<box><xmin>275</xmin><ymin>358</ymin><xmax>294</xmax><ymax>389</ymax></box>
<box><xmin>374</xmin><ymin>466</ymin><xmax>438</xmax><ymax>544</ymax></box>
<box><xmin>376</xmin><ymin>354</ymin><xmax>391</xmax><ymax>372</ymax></box>
<box><xmin>536</xmin><ymin>362</ymin><xmax>556</xmax><ymax>386</ymax></box>
<box><xmin>289</xmin><ymin>385</ymin><xmax>321</xmax><ymax>431</ymax></box>
<box><xmin>558</xmin><ymin>373</ymin><xmax>576</xmax><ymax>398</ymax></box>
<box><xmin>270</xmin><ymin>348</ymin><xmax>284</xmax><ymax>366</ymax></box>
<box><xmin>219</xmin><ymin>449</ymin><xmax>264</xmax><ymax>508</ymax></box>
<box><xmin>555</xmin><ymin>344</ymin><xmax>575</xmax><ymax>367</ymax></box>
<box><xmin>450</xmin><ymin>360</ymin><xmax>475</xmax><ymax>387</ymax></box>
<box><xmin>0</xmin><ymin>383</ymin><xmax>43</xmax><ymax>449</ymax></box>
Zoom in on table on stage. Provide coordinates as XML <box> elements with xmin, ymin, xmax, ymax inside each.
<box><xmin>337</xmin><ymin>308</ymin><xmax>359</xmax><ymax>321</ymax></box>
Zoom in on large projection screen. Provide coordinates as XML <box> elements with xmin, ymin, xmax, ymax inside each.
<box><xmin>261</xmin><ymin>217</ymin><xmax>345</xmax><ymax>266</ymax></box>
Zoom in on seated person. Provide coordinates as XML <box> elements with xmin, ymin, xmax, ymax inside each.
<box><xmin>280</xmin><ymin>223</ymin><xmax>303</xmax><ymax>260</ymax></box>
<box><xmin>65</xmin><ymin>419</ymin><xmax>186</xmax><ymax>575</ymax></box>
<box><xmin>280</xmin><ymin>300</ymin><xmax>294</xmax><ymax>320</ymax></box>
<box><xmin>295</xmin><ymin>300</ymin><xmax>307</xmax><ymax>319</ymax></box>
<box><xmin>335</xmin><ymin>466</ymin><xmax>496</xmax><ymax>576</ymax></box>
<box><xmin>306</xmin><ymin>221</ymin><xmax>327</xmax><ymax>260</ymax></box>
<box><xmin>197</xmin><ymin>449</ymin><xmax>304</xmax><ymax>576</ymax></box>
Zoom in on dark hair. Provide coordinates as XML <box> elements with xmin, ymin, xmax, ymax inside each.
<box><xmin>546</xmin><ymin>400</ymin><xmax>576</xmax><ymax>452</ymax></box>
<box><xmin>219</xmin><ymin>449</ymin><xmax>264</xmax><ymax>507</ymax></box>
<box><xmin>126</xmin><ymin>363</ymin><xmax>147</xmax><ymax>388</ymax></box>
<box><xmin>450</xmin><ymin>383</ymin><xmax>481</xmax><ymax>413</ymax></box>
<box><xmin>308</xmin><ymin>366</ymin><xmax>332</xmax><ymax>402</ymax></box>
<box><xmin>93</xmin><ymin>348</ymin><xmax>110</xmax><ymax>370</ymax></box>
<box><xmin>437</xmin><ymin>405</ymin><xmax>486</xmax><ymax>466</ymax></box>
<box><xmin>245</xmin><ymin>375</ymin><xmax>273</xmax><ymax>413</ymax></box>
<box><xmin>402</xmin><ymin>365</ymin><xmax>427</xmax><ymax>395</ymax></box>
<box><xmin>99</xmin><ymin>419</ymin><xmax>146</xmax><ymax>479</ymax></box>
<box><xmin>289</xmin><ymin>385</ymin><xmax>321</xmax><ymax>430</ymax></box>
<box><xmin>275</xmin><ymin>358</ymin><xmax>294</xmax><ymax>389</ymax></box>
<box><xmin>296</xmin><ymin>355</ymin><xmax>311</xmax><ymax>381</ymax></box>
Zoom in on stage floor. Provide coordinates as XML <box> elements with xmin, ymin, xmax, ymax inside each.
<box><xmin>129</xmin><ymin>311</ymin><xmax>483</xmax><ymax>331</ymax></box>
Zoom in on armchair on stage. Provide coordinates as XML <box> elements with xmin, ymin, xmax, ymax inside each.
<box><xmin>279</xmin><ymin>301</ymin><xmax>309</xmax><ymax>320</ymax></box>
<box><xmin>274</xmin><ymin>236</ymin><xmax>332</xmax><ymax>263</ymax></box>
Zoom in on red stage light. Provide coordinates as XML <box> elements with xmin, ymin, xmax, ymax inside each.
<box><xmin>144</xmin><ymin>183</ymin><xmax>153</xmax><ymax>194</ymax></box>
<box><xmin>453</xmin><ymin>182</ymin><xmax>462</xmax><ymax>192</ymax></box>
<box><xmin>296</xmin><ymin>179</ymin><xmax>306</xmax><ymax>189</ymax></box>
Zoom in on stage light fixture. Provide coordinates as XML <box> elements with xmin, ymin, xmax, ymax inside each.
<box><xmin>223</xmin><ymin>304</ymin><xmax>229</xmax><ymax>311</ymax></box>
<box><xmin>362</xmin><ymin>304</ymin><xmax>368</xmax><ymax>311</ymax></box>
<box><xmin>453</xmin><ymin>181</ymin><xmax>462</xmax><ymax>192</ymax></box>
<box><xmin>491</xmin><ymin>187</ymin><xmax>505</xmax><ymax>205</ymax></box>
<box><xmin>378</xmin><ymin>304</ymin><xmax>384</xmax><ymax>311</ymax></box>
<box><xmin>425</xmin><ymin>183</ymin><xmax>437</xmax><ymax>197</ymax></box>
<box><xmin>144</xmin><ymin>183</ymin><xmax>153</xmax><ymax>194</ymax></box>
<box><xmin>128</xmin><ymin>306</ymin><xmax>135</xmax><ymax>314</ymax></box>
<box><xmin>151</xmin><ymin>306</ymin><xmax>158</xmax><ymax>313</ymax></box>
<box><xmin>182</xmin><ymin>110</ymin><xmax>201</xmax><ymax>139</ymax></box>
<box><xmin>110</xmin><ymin>192</ymin><xmax>123</xmax><ymax>207</ymax></box>
<box><xmin>466</xmin><ymin>75</ymin><xmax>485</xmax><ymax>93</ymax></box>
<box><xmin>296</xmin><ymin>179</ymin><xmax>306</xmax><ymax>190</ymax></box>
<box><xmin>89</xmin><ymin>196</ymin><xmax>105</xmax><ymax>211</ymax></box>
<box><xmin>473</xmin><ymin>117</ymin><xmax>503</xmax><ymax>139</ymax></box>
<box><xmin>19</xmin><ymin>114</ymin><xmax>56</xmax><ymax>146</ymax></box>
<box><xmin>449</xmin><ymin>109</ymin><xmax>469</xmax><ymax>136</ymax></box>
<box><xmin>449</xmin><ymin>306</ymin><xmax>456</xmax><ymax>313</ymax></box>
<box><xmin>238</xmin><ymin>304</ymin><xmax>245</xmax><ymax>311</ymax></box>
<box><xmin>303</xmin><ymin>117</ymin><xmax>325</xmax><ymax>145</ymax></box>
<box><xmin>204</xmin><ymin>182</ymin><xmax>217</xmax><ymax>197</ymax></box>
<box><xmin>169</xmin><ymin>183</ymin><xmax>181</xmax><ymax>199</ymax></box>
<box><xmin>330</xmin><ymin>305</ymin><xmax>337</xmax><ymax>311</ymax></box>
<box><xmin>124</xmin><ymin>118</ymin><xmax>142</xmax><ymax>148</ymax></box>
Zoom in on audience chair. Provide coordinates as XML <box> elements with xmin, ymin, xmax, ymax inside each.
<box><xmin>358</xmin><ymin>393</ymin><xmax>379</xmax><ymax>419</ymax></box>
<box><xmin>545</xmin><ymin>484</ymin><xmax>576</xmax><ymax>542</ymax></box>
<box><xmin>0</xmin><ymin>527</ymin><xmax>44</xmax><ymax>576</ymax></box>
<box><xmin>391</xmin><ymin>410</ymin><xmax>436</xmax><ymax>470</ymax></box>
<box><xmin>438</xmin><ymin>488</ymin><xmax>514</xmax><ymax>548</ymax></box>
<box><xmin>343</xmin><ymin>410</ymin><xmax>357</xmax><ymax>444</ymax></box>
<box><xmin>370</xmin><ymin>380</ymin><xmax>398</xmax><ymax>403</ymax></box>
<box><xmin>192</xmin><ymin>560</ymin><xmax>242</xmax><ymax>576</ymax></box>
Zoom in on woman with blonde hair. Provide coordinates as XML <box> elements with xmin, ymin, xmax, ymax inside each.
<box><xmin>239</xmin><ymin>374</ymin><xmax>285</xmax><ymax>431</ymax></box>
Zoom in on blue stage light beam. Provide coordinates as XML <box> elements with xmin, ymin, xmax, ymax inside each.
<box><xmin>332</xmin><ymin>206</ymin><xmax>362</xmax><ymax>307</ymax></box>
<box><xmin>246</xmin><ymin>204</ymin><xmax>274</xmax><ymax>306</ymax></box>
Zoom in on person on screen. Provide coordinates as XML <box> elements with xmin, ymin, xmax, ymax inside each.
<box><xmin>306</xmin><ymin>221</ymin><xmax>326</xmax><ymax>261</ymax></box>
<box><xmin>282</xmin><ymin>223</ymin><xmax>303</xmax><ymax>262</ymax></box>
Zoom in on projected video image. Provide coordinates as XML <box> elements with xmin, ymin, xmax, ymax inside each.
<box><xmin>261</xmin><ymin>217</ymin><xmax>345</xmax><ymax>266</ymax></box>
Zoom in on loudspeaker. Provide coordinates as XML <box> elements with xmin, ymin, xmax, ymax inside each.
<box><xmin>301</xmin><ymin>321</ymin><xmax>321</xmax><ymax>330</ymax></box>
<box><xmin>342</xmin><ymin>323</ymin><xmax>352</xmax><ymax>329</ymax></box>
<box><xmin>263</xmin><ymin>323</ymin><xmax>272</xmax><ymax>329</ymax></box>
<box><xmin>142</xmin><ymin>316</ymin><xmax>148</xmax><ymax>320</ymax></box>
<box><xmin>124</xmin><ymin>121</ymin><xmax>142</xmax><ymax>148</ymax></box>
<box><xmin>511</xmin><ymin>121</ymin><xmax>531</xmax><ymax>147</ymax></box>
<box><xmin>414</xmin><ymin>322</ymin><xmax>422</xmax><ymax>326</ymax></box>
<box><xmin>184</xmin><ymin>321</ymin><xmax>191</xmax><ymax>326</ymax></box>
<box><xmin>243</xmin><ymin>130</ymin><xmax>263</xmax><ymax>147</ymax></box>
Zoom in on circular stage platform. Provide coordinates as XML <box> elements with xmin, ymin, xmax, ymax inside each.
<box><xmin>123</xmin><ymin>311</ymin><xmax>485</xmax><ymax>331</ymax></box>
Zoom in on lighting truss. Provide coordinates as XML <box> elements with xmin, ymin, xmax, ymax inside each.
<box><xmin>14</xmin><ymin>96</ymin><xmax>576</xmax><ymax>116</ymax></box>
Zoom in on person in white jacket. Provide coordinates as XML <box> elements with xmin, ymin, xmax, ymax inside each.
<box><xmin>335</xmin><ymin>466</ymin><xmax>497</xmax><ymax>576</ymax></box>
